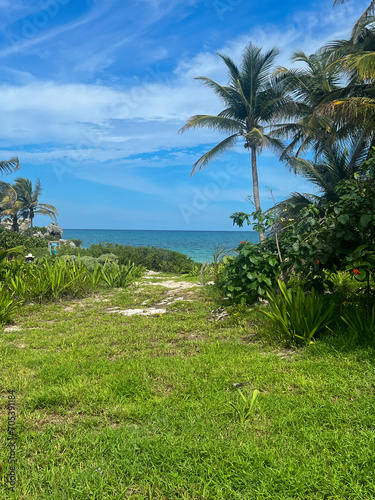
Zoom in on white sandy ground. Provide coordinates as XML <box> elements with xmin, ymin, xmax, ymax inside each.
<box><xmin>104</xmin><ymin>271</ymin><xmax>204</xmax><ymax>317</ymax></box>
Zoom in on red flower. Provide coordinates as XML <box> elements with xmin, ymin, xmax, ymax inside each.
<box><xmin>240</xmin><ymin>241</ymin><xmax>245</xmax><ymax>244</ymax></box>
<box><xmin>316</xmin><ymin>260</ymin><xmax>320</xmax><ymax>264</ymax></box>
<box><xmin>353</xmin><ymin>269</ymin><xmax>361</xmax><ymax>275</ymax></box>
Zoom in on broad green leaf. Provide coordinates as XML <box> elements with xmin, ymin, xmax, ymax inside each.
<box><xmin>337</xmin><ymin>214</ymin><xmax>349</xmax><ymax>224</ymax></box>
<box><xmin>360</xmin><ymin>214</ymin><xmax>372</xmax><ymax>229</ymax></box>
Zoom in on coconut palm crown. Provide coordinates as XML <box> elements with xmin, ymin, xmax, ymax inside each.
<box><xmin>180</xmin><ymin>43</ymin><xmax>292</xmax><ymax>241</ymax></box>
<box><xmin>0</xmin><ymin>182</ymin><xmax>22</xmax><ymax>232</ymax></box>
<box><xmin>272</xmin><ymin>141</ymin><xmax>368</xmax><ymax>219</ymax></box>
<box><xmin>14</xmin><ymin>178</ymin><xmax>58</xmax><ymax>235</ymax></box>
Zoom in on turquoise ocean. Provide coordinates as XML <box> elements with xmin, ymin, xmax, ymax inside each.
<box><xmin>62</xmin><ymin>229</ymin><xmax>259</xmax><ymax>263</ymax></box>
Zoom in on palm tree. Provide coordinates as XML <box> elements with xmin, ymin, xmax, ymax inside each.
<box><xmin>333</xmin><ymin>0</ymin><xmax>375</xmax><ymax>26</ymax></box>
<box><xmin>14</xmin><ymin>178</ymin><xmax>58</xmax><ymax>236</ymax></box>
<box><xmin>0</xmin><ymin>182</ymin><xmax>22</xmax><ymax>232</ymax></box>
<box><xmin>180</xmin><ymin>43</ymin><xmax>291</xmax><ymax>241</ymax></box>
<box><xmin>273</xmin><ymin>142</ymin><xmax>367</xmax><ymax>218</ymax></box>
<box><xmin>273</xmin><ymin>49</ymin><xmax>342</xmax><ymax>161</ymax></box>
<box><xmin>313</xmin><ymin>18</ymin><xmax>375</xmax><ymax>161</ymax></box>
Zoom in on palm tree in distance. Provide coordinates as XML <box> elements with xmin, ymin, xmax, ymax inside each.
<box><xmin>180</xmin><ymin>43</ymin><xmax>291</xmax><ymax>241</ymax></box>
<box><xmin>14</xmin><ymin>178</ymin><xmax>58</xmax><ymax>236</ymax></box>
<box><xmin>0</xmin><ymin>182</ymin><xmax>22</xmax><ymax>232</ymax></box>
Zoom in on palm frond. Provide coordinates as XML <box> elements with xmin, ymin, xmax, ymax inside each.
<box><xmin>35</xmin><ymin>204</ymin><xmax>58</xmax><ymax>221</ymax></box>
<box><xmin>273</xmin><ymin>192</ymin><xmax>321</xmax><ymax>217</ymax></box>
<box><xmin>217</xmin><ymin>53</ymin><xmax>241</xmax><ymax>87</ymax></box>
<box><xmin>191</xmin><ymin>134</ymin><xmax>239</xmax><ymax>176</ymax></box>
<box><xmin>0</xmin><ymin>157</ymin><xmax>20</xmax><ymax>175</ymax></box>
<box><xmin>179</xmin><ymin>115</ymin><xmax>243</xmax><ymax>135</ymax></box>
<box><xmin>195</xmin><ymin>77</ymin><xmax>234</xmax><ymax>105</ymax></box>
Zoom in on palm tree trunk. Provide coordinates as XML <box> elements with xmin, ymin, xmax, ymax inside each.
<box><xmin>30</xmin><ymin>212</ymin><xmax>34</xmax><ymax>237</ymax></box>
<box><xmin>251</xmin><ymin>146</ymin><xmax>265</xmax><ymax>242</ymax></box>
<box><xmin>11</xmin><ymin>214</ymin><xmax>19</xmax><ymax>232</ymax></box>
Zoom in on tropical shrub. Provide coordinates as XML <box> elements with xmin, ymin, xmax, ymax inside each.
<box><xmin>0</xmin><ymin>226</ymin><xmax>48</xmax><ymax>249</ymax></box>
<box><xmin>24</xmin><ymin>225</ymin><xmax>48</xmax><ymax>236</ymax></box>
<box><xmin>259</xmin><ymin>281</ymin><xmax>335</xmax><ymax>344</ymax></box>
<box><xmin>0</xmin><ymin>284</ymin><xmax>19</xmax><ymax>324</ymax></box>
<box><xmin>60</xmin><ymin>243</ymin><xmax>196</xmax><ymax>273</ymax></box>
<box><xmin>1</xmin><ymin>256</ymin><xmax>145</xmax><ymax>304</ymax></box>
<box><xmin>216</xmin><ymin>242</ymin><xmax>281</xmax><ymax>303</ymax></box>
<box><xmin>70</xmin><ymin>239</ymin><xmax>82</xmax><ymax>247</ymax></box>
<box><xmin>62</xmin><ymin>255</ymin><xmax>101</xmax><ymax>272</ymax></box>
<box><xmin>326</xmin><ymin>271</ymin><xmax>358</xmax><ymax>293</ymax></box>
<box><xmin>97</xmin><ymin>253</ymin><xmax>119</xmax><ymax>265</ymax></box>
<box><xmin>341</xmin><ymin>304</ymin><xmax>375</xmax><ymax>344</ymax></box>
<box><xmin>101</xmin><ymin>261</ymin><xmax>144</xmax><ymax>288</ymax></box>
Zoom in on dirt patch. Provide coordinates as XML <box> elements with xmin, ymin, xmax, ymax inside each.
<box><xmin>107</xmin><ymin>307</ymin><xmax>166</xmax><ymax>317</ymax></box>
<box><xmin>107</xmin><ymin>272</ymin><xmax>199</xmax><ymax>317</ymax></box>
<box><xmin>276</xmin><ymin>349</ymin><xmax>296</xmax><ymax>359</ymax></box>
<box><xmin>29</xmin><ymin>411</ymin><xmax>123</xmax><ymax>431</ymax></box>
<box><xmin>3</xmin><ymin>325</ymin><xmax>21</xmax><ymax>333</ymax></box>
<box><xmin>140</xmin><ymin>280</ymin><xmax>197</xmax><ymax>290</ymax></box>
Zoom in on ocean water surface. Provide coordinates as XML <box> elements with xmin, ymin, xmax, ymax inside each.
<box><xmin>63</xmin><ymin>229</ymin><xmax>259</xmax><ymax>263</ymax></box>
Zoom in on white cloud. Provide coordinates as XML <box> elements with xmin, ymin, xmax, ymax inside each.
<box><xmin>0</xmin><ymin>0</ymin><xmax>368</xmax><ymax>170</ymax></box>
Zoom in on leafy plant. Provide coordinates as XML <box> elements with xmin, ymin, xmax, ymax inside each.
<box><xmin>341</xmin><ymin>305</ymin><xmax>375</xmax><ymax>344</ymax></box>
<box><xmin>116</xmin><ymin>262</ymin><xmax>145</xmax><ymax>287</ymax></box>
<box><xmin>227</xmin><ymin>389</ymin><xmax>259</xmax><ymax>424</ymax></box>
<box><xmin>8</xmin><ymin>274</ymin><xmax>28</xmax><ymax>299</ymax></box>
<box><xmin>327</xmin><ymin>271</ymin><xmax>356</xmax><ymax>293</ymax></box>
<box><xmin>259</xmin><ymin>281</ymin><xmax>335</xmax><ymax>343</ymax></box>
<box><xmin>70</xmin><ymin>239</ymin><xmax>82</xmax><ymax>247</ymax></box>
<box><xmin>216</xmin><ymin>242</ymin><xmax>280</xmax><ymax>303</ymax></box>
<box><xmin>182</xmin><ymin>262</ymin><xmax>202</xmax><ymax>277</ymax></box>
<box><xmin>59</xmin><ymin>243</ymin><xmax>196</xmax><ymax>273</ymax></box>
<box><xmin>86</xmin><ymin>263</ymin><xmax>102</xmax><ymax>289</ymax></box>
<box><xmin>0</xmin><ymin>284</ymin><xmax>19</xmax><ymax>324</ymax></box>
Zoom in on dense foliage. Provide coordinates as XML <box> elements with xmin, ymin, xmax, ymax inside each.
<box><xmin>59</xmin><ymin>243</ymin><xmax>197</xmax><ymax>273</ymax></box>
<box><xmin>216</xmin><ymin>242</ymin><xmax>280</xmax><ymax>303</ymax></box>
<box><xmin>217</xmin><ymin>163</ymin><xmax>375</xmax><ymax>344</ymax></box>
<box><xmin>0</xmin><ymin>226</ymin><xmax>55</xmax><ymax>252</ymax></box>
<box><xmin>0</xmin><ymin>256</ymin><xmax>145</xmax><ymax>324</ymax></box>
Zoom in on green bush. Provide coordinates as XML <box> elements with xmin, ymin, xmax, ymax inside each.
<box><xmin>59</xmin><ymin>243</ymin><xmax>196</xmax><ymax>273</ymax></box>
<box><xmin>2</xmin><ymin>256</ymin><xmax>145</xmax><ymax>303</ymax></box>
<box><xmin>0</xmin><ymin>227</ymin><xmax>55</xmax><ymax>259</ymax></box>
<box><xmin>24</xmin><ymin>226</ymin><xmax>48</xmax><ymax>236</ymax></box>
<box><xmin>341</xmin><ymin>304</ymin><xmax>375</xmax><ymax>344</ymax></box>
<box><xmin>259</xmin><ymin>281</ymin><xmax>335</xmax><ymax>344</ymax></box>
<box><xmin>62</xmin><ymin>255</ymin><xmax>101</xmax><ymax>272</ymax></box>
<box><xmin>216</xmin><ymin>242</ymin><xmax>280</xmax><ymax>303</ymax></box>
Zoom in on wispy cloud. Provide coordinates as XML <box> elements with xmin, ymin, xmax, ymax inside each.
<box><xmin>0</xmin><ymin>0</ymin><xmax>368</xmax><ymax>229</ymax></box>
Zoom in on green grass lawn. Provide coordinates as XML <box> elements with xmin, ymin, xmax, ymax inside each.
<box><xmin>1</xmin><ymin>277</ymin><xmax>375</xmax><ymax>499</ymax></box>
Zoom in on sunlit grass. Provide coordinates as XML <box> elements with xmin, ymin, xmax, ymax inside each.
<box><xmin>1</xmin><ymin>279</ymin><xmax>375</xmax><ymax>498</ymax></box>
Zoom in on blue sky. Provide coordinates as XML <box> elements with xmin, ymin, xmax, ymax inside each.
<box><xmin>0</xmin><ymin>0</ymin><xmax>369</xmax><ymax>229</ymax></box>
